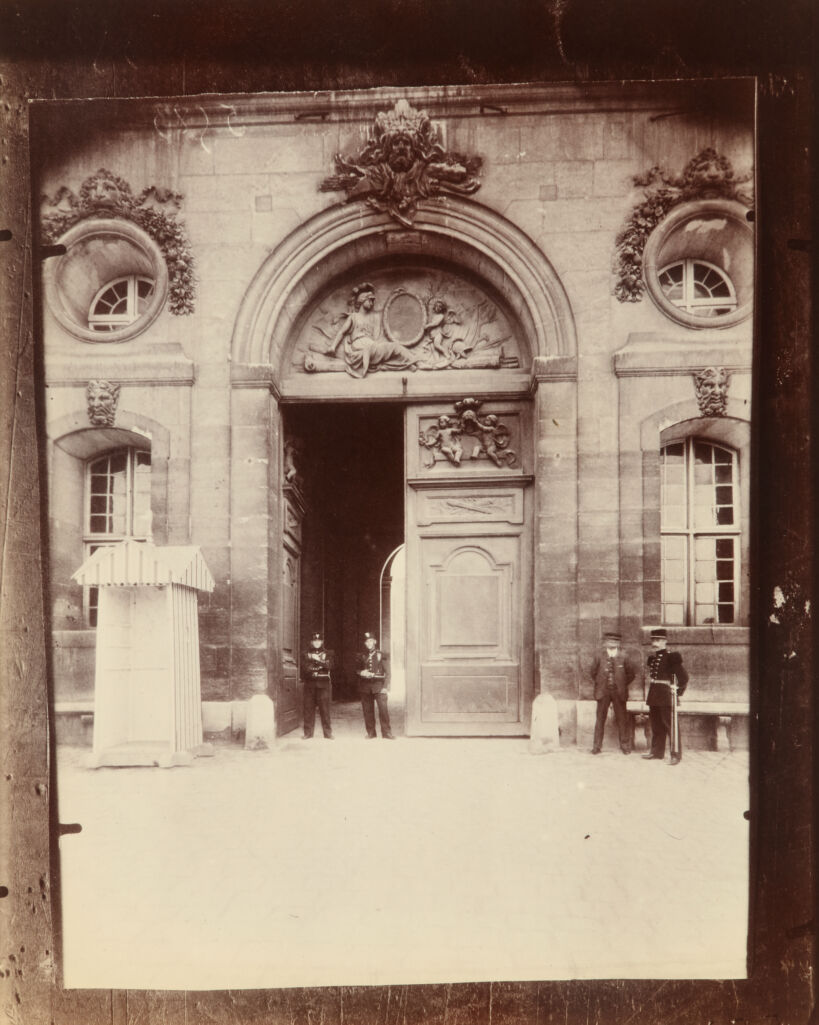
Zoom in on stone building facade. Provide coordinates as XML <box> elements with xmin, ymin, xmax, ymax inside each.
<box><xmin>40</xmin><ymin>80</ymin><xmax>754</xmax><ymax>748</ymax></box>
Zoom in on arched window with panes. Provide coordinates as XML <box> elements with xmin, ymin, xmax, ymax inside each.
<box><xmin>660</xmin><ymin>437</ymin><xmax>740</xmax><ymax>625</ymax></box>
<box><xmin>84</xmin><ymin>447</ymin><xmax>152</xmax><ymax>624</ymax></box>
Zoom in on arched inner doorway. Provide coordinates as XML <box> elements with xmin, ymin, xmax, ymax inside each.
<box><xmin>282</xmin><ymin>402</ymin><xmax>405</xmax><ymax>712</ymax></box>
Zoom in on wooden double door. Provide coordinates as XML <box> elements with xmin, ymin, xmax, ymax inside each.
<box><xmin>278</xmin><ymin>400</ymin><xmax>533</xmax><ymax>737</ymax></box>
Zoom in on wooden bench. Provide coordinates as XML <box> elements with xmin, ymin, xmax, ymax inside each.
<box><xmin>626</xmin><ymin>700</ymin><xmax>750</xmax><ymax>752</ymax></box>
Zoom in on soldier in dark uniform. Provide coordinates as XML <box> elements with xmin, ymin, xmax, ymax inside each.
<box><xmin>356</xmin><ymin>631</ymin><xmax>394</xmax><ymax>739</ymax></box>
<box><xmin>589</xmin><ymin>631</ymin><xmax>637</xmax><ymax>754</ymax></box>
<box><xmin>302</xmin><ymin>631</ymin><xmax>333</xmax><ymax>739</ymax></box>
<box><xmin>643</xmin><ymin>627</ymin><xmax>689</xmax><ymax>764</ymax></box>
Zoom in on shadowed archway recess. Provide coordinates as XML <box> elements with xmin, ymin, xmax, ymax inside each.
<box><xmin>230</xmin><ymin>196</ymin><xmax>577</xmax><ymax>387</ymax></box>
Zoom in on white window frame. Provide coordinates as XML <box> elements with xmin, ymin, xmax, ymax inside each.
<box><xmin>660</xmin><ymin>437</ymin><xmax>741</xmax><ymax>626</ymax></box>
<box><xmin>83</xmin><ymin>447</ymin><xmax>151</xmax><ymax>625</ymax></box>
<box><xmin>88</xmin><ymin>274</ymin><xmax>156</xmax><ymax>332</ymax></box>
<box><xmin>657</xmin><ymin>258</ymin><xmax>738</xmax><ymax>318</ymax></box>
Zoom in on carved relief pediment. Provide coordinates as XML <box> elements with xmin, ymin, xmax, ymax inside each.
<box><xmin>289</xmin><ymin>268</ymin><xmax>524</xmax><ymax>380</ymax></box>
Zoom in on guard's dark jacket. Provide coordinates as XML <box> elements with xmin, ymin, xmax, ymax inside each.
<box><xmin>357</xmin><ymin>649</ymin><xmax>387</xmax><ymax>693</ymax></box>
<box><xmin>645</xmin><ymin>649</ymin><xmax>688</xmax><ymax>706</ymax></box>
<box><xmin>302</xmin><ymin>646</ymin><xmax>333</xmax><ymax>682</ymax></box>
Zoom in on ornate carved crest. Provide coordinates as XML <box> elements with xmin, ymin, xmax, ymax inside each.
<box><xmin>319</xmin><ymin>99</ymin><xmax>482</xmax><ymax>227</ymax></box>
<box><xmin>693</xmin><ymin>367</ymin><xmax>730</xmax><ymax>417</ymax></box>
<box><xmin>41</xmin><ymin>169</ymin><xmax>196</xmax><ymax>315</ymax></box>
<box><xmin>86</xmin><ymin>380</ymin><xmax>121</xmax><ymax>426</ymax></box>
<box><xmin>614</xmin><ymin>149</ymin><xmax>753</xmax><ymax>303</ymax></box>
<box><xmin>419</xmin><ymin>398</ymin><xmax>517</xmax><ymax>469</ymax></box>
<box><xmin>298</xmin><ymin>274</ymin><xmax>520</xmax><ymax>378</ymax></box>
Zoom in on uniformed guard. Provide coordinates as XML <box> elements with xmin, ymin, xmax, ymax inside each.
<box><xmin>589</xmin><ymin>631</ymin><xmax>637</xmax><ymax>754</ymax></box>
<box><xmin>302</xmin><ymin>631</ymin><xmax>334</xmax><ymax>739</ymax></box>
<box><xmin>643</xmin><ymin>628</ymin><xmax>689</xmax><ymax>764</ymax></box>
<box><xmin>356</xmin><ymin>631</ymin><xmax>394</xmax><ymax>739</ymax></box>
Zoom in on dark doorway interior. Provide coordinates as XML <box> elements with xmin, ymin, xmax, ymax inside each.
<box><xmin>284</xmin><ymin>403</ymin><xmax>404</xmax><ymax>701</ymax></box>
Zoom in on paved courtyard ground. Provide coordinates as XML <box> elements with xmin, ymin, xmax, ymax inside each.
<box><xmin>56</xmin><ymin>702</ymin><xmax>750</xmax><ymax>991</ymax></box>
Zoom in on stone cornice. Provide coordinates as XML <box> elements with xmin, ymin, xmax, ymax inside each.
<box><xmin>407</xmin><ymin>473</ymin><xmax>535</xmax><ymax>490</ymax></box>
<box><xmin>529</xmin><ymin>356</ymin><xmax>578</xmax><ymax>392</ymax></box>
<box><xmin>45</xmin><ymin>351</ymin><xmax>194</xmax><ymax>386</ymax></box>
<box><xmin>230</xmin><ymin>363</ymin><xmax>283</xmax><ymax>401</ymax></box>
<box><xmin>613</xmin><ymin>332</ymin><xmax>752</xmax><ymax>378</ymax></box>
<box><xmin>31</xmin><ymin>79</ymin><xmax>754</xmax><ymax>131</ymax></box>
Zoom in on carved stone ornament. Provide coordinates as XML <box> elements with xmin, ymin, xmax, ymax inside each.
<box><xmin>419</xmin><ymin>398</ymin><xmax>518</xmax><ymax>469</ymax></box>
<box><xmin>614</xmin><ymin>149</ymin><xmax>753</xmax><ymax>303</ymax></box>
<box><xmin>694</xmin><ymin>366</ymin><xmax>730</xmax><ymax>417</ymax></box>
<box><xmin>319</xmin><ymin>99</ymin><xmax>482</xmax><ymax>227</ymax></box>
<box><xmin>297</xmin><ymin>275</ymin><xmax>520</xmax><ymax>378</ymax></box>
<box><xmin>86</xmin><ymin>380</ymin><xmax>121</xmax><ymax>427</ymax></box>
<box><xmin>283</xmin><ymin>435</ymin><xmax>304</xmax><ymax>492</ymax></box>
<box><xmin>41</xmin><ymin>169</ymin><xmax>196</xmax><ymax>315</ymax></box>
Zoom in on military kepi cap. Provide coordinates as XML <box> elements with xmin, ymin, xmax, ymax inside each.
<box><xmin>650</xmin><ymin>628</ymin><xmax>668</xmax><ymax>639</ymax></box>
<box><xmin>603</xmin><ymin>632</ymin><xmax>622</xmax><ymax>642</ymax></box>
<box><xmin>312</xmin><ymin>631</ymin><xmax>323</xmax><ymax>640</ymax></box>
<box><xmin>364</xmin><ymin>631</ymin><xmax>376</xmax><ymax>640</ymax></box>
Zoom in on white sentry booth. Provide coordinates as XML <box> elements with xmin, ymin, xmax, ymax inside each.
<box><xmin>72</xmin><ymin>540</ymin><xmax>215</xmax><ymax>768</ymax></box>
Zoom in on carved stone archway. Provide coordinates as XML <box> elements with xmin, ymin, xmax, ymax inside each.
<box><xmin>230</xmin><ymin>196</ymin><xmax>576</xmax><ymax>383</ymax></box>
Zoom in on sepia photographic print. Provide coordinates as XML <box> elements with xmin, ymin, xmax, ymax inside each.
<box><xmin>0</xmin><ymin>2</ymin><xmax>813</xmax><ymax>1022</ymax></box>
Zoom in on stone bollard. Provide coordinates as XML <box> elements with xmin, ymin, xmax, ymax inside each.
<box><xmin>529</xmin><ymin>692</ymin><xmax>560</xmax><ymax>754</ymax></box>
<box><xmin>244</xmin><ymin>694</ymin><xmax>276</xmax><ymax>751</ymax></box>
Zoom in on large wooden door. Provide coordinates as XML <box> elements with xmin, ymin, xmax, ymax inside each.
<box><xmin>405</xmin><ymin>403</ymin><xmax>533</xmax><ymax>736</ymax></box>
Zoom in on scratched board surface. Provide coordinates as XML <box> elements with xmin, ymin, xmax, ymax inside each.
<box><xmin>0</xmin><ymin>0</ymin><xmax>813</xmax><ymax>1021</ymax></box>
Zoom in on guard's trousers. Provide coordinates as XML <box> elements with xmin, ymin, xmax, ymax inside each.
<box><xmin>359</xmin><ymin>688</ymin><xmax>392</xmax><ymax>737</ymax></box>
<box><xmin>648</xmin><ymin>704</ymin><xmax>681</xmax><ymax>759</ymax></box>
<box><xmin>303</xmin><ymin>679</ymin><xmax>332</xmax><ymax>738</ymax></box>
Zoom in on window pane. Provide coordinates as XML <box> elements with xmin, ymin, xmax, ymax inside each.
<box><xmin>715</xmin><ymin>485</ymin><xmax>733</xmax><ymax>505</ymax></box>
<box><xmin>717</xmin><ymin>605</ymin><xmax>735</xmax><ymax>623</ymax></box>
<box><xmin>663</xmin><ymin>535</ymin><xmax>686</xmax><ymax>560</ymax></box>
<box><xmin>90</xmin><ymin>494</ymin><xmax>108</xmax><ymax>515</ymax></box>
<box><xmin>664</xmin><ymin>559</ymin><xmax>685</xmax><ymax>581</ymax></box>
<box><xmin>719</xmin><ymin>582</ymin><xmax>735</xmax><ymax>602</ymax></box>
<box><xmin>663</xmin><ymin>604</ymin><xmax>685</xmax><ymax>625</ymax></box>
<box><xmin>716</xmin><ymin>506</ymin><xmax>734</xmax><ymax>525</ymax></box>
<box><xmin>695</xmin><ymin>605</ymin><xmax>718</xmax><ymax>625</ymax></box>
<box><xmin>109</xmin><ymin>452</ymin><xmax>127</xmax><ymax>474</ymax></box>
<box><xmin>664</xmin><ymin>580</ymin><xmax>686</xmax><ymax>602</ymax></box>
<box><xmin>693</xmin><ymin>441</ymin><xmax>712</xmax><ymax>464</ymax></box>
<box><xmin>716</xmin><ymin>559</ymin><xmax>734</xmax><ymax>581</ymax></box>
<box><xmin>696</xmin><ymin>581</ymin><xmax>716</xmax><ymax>603</ymax></box>
<box><xmin>716</xmin><ymin>538</ymin><xmax>734</xmax><ymax>558</ymax></box>
<box><xmin>715</xmin><ymin>464</ymin><xmax>733</xmax><ymax>483</ymax></box>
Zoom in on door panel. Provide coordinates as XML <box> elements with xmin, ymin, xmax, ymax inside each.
<box><xmin>405</xmin><ymin>445</ymin><xmax>532</xmax><ymax>736</ymax></box>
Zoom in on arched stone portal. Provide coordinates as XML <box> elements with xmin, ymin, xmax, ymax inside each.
<box><xmin>229</xmin><ymin>197</ymin><xmax>578</xmax><ymax>736</ymax></box>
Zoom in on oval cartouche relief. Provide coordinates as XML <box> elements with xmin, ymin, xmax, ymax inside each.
<box><xmin>289</xmin><ymin>267</ymin><xmax>525</xmax><ymax>381</ymax></box>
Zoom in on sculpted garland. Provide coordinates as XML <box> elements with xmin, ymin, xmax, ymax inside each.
<box><xmin>41</xmin><ymin>169</ymin><xmax>196</xmax><ymax>315</ymax></box>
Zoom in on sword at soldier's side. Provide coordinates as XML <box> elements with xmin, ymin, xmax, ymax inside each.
<box><xmin>670</xmin><ymin>673</ymin><xmax>680</xmax><ymax>759</ymax></box>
